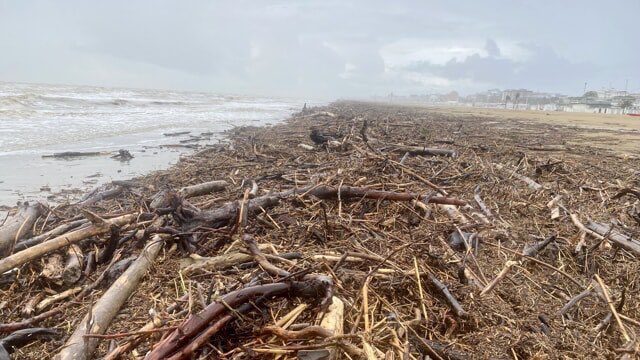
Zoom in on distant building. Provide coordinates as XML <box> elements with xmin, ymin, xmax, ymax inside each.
<box><xmin>597</xmin><ymin>88</ymin><xmax>628</xmax><ymax>100</ymax></box>
<box><xmin>562</xmin><ymin>99</ymin><xmax>628</xmax><ymax>114</ymax></box>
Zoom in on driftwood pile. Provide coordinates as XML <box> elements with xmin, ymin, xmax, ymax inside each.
<box><xmin>1</xmin><ymin>101</ymin><xmax>640</xmax><ymax>359</ymax></box>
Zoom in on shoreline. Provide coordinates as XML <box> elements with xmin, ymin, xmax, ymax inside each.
<box><xmin>0</xmin><ymin>112</ymin><xmax>297</xmax><ymax>209</ymax></box>
<box><xmin>1</xmin><ymin>101</ymin><xmax>639</xmax><ymax>359</ymax></box>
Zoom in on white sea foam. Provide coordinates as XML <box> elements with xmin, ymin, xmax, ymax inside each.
<box><xmin>0</xmin><ymin>82</ymin><xmax>305</xmax><ymax>155</ymax></box>
<box><xmin>0</xmin><ymin>82</ymin><xmax>317</xmax><ymax>206</ymax></box>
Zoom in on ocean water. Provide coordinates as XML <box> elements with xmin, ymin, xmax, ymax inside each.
<box><xmin>0</xmin><ymin>82</ymin><xmax>307</xmax><ymax>207</ymax></box>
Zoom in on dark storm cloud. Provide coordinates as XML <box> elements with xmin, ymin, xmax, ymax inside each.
<box><xmin>0</xmin><ymin>0</ymin><xmax>638</xmax><ymax>97</ymax></box>
<box><xmin>402</xmin><ymin>40</ymin><xmax>597</xmax><ymax>92</ymax></box>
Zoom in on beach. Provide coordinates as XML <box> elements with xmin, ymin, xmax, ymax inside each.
<box><xmin>0</xmin><ymin>82</ymin><xmax>307</xmax><ymax>208</ymax></box>
<box><xmin>1</xmin><ymin>101</ymin><xmax>640</xmax><ymax>358</ymax></box>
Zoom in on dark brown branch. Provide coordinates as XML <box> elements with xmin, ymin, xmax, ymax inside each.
<box><xmin>429</xmin><ymin>274</ymin><xmax>468</xmax><ymax>318</ymax></box>
<box><xmin>243</xmin><ymin>234</ymin><xmax>290</xmax><ymax>277</ymax></box>
<box><xmin>146</xmin><ymin>277</ymin><xmax>333</xmax><ymax>360</ymax></box>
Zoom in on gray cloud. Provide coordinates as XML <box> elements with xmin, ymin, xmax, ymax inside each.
<box><xmin>402</xmin><ymin>40</ymin><xmax>597</xmax><ymax>92</ymax></box>
<box><xmin>0</xmin><ymin>0</ymin><xmax>638</xmax><ymax>98</ymax></box>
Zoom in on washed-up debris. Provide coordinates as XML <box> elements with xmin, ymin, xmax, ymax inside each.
<box><xmin>1</xmin><ymin>102</ymin><xmax>639</xmax><ymax>359</ymax></box>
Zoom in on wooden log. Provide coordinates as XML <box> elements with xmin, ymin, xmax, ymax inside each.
<box><xmin>585</xmin><ymin>222</ymin><xmax>640</xmax><ymax>257</ymax></box>
<box><xmin>163</xmin><ymin>131</ymin><xmax>190</xmax><ymax>137</ymax></box>
<box><xmin>63</xmin><ymin>244</ymin><xmax>83</xmax><ymax>285</ymax></box>
<box><xmin>385</xmin><ymin>145</ymin><xmax>457</xmax><ymax>158</ymax></box>
<box><xmin>146</xmin><ymin>278</ymin><xmax>333</xmax><ymax>360</ymax></box>
<box><xmin>260</xmin><ymin>325</ymin><xmax>333</xmax><ymax>339</ymax></box>
<box><xmin>78</xmin><ymin>186</ymin><xmax>124</xmax><ymax>207</ymax></box>
<box><xmin>0</xmin><ymin>213</ymin><xmax>138</xmax><ymax>275</ymax></box>
<box><xmin>41</xmin><ymin>253</ymin><xmax>64</xmax><ymax>284</ymax></box>
<box><xmin>42</xmin><ymin>151</ymin><xmax>107</xmax><ymax>158</ymax></box>
<box><xmin>307</xmin><ymin>185</ymin><xmax>466</xmax><ymax>206</ymax></box>
<box><xmin>170</xmin><ymin>184</ymin><xmax>465</xmax><ymax>231</ymax></box>
<box><xmin>54</xmin><ymin>235</ymin><xmax>164</xmax><ymax>360</ymax></box>
<box><xmin>429</xmin><ymin>274</ymin><xmax>467</xmax><ymax>318</ymax></box>
<box><xmin>494</xmin><ymin>163</ymin><xmax>543</xmax><ymax>191</ymax></box>
<box><xmin>14</xmin><ymin>219</ymin><xmax>89</xmax><ymax>252</ymax></box>
<box><xmin>36</xmin><ymin>287</ymin><xmax>83</xmax><ymax>312</ymax></box>
<box><xmin>320</xmin><ymin>296</ymin><xmax>344</xmax><ymax>360</ymax></box>
<box><xmin>0</xmin><ymin>202</ymin><xmax>46</xmax><ymax>257</ymax></box>
<box><xmin>0</xmin><ymin>328</ymin><xmax>58</xmax><ymax>358</ymax></box>
<box><xmin>181</xmin><ymin>244</ymin><xmax>271</xmax><ymax>275</ymax></box>
<box><xmin>243</xmin><ymin>234</ymin><xmax>289</xmax><ymax>277</ymax></box>
<box><xmin>178</xmin><ymin>180</ymin><xmax>228</xmax><ymax>198</ymax></box>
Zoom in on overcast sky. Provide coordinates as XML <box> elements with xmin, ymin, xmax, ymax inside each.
<box><xmin>1</xmin><ymin>1</ymin><xmax>638</xmax><ymax>99</ymax></box>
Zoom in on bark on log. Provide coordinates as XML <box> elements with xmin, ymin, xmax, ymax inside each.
<box><xmin>14</xmin><ymin>219</ymin><xmax>89</xmax><ymax>252</ymax></box>
<box><xmin>307</xmin><ymin>185</ymin><xmax>466</xmax><ymax>206</ymax></box>
<box><xmin>320</xmin><ymin>296</ymin><xmax>344</xmax><ymax>360</ymax></box>
<box><xmin>42</xmin><ymin>151</ymin><xmax>107</xmax><ymax>158</ymax></box>
<box><xmin>170</xmin><ymin>184</ymin><xmax>465</xmax><ymax>231</ymax></box>
<box><xmin>41</xmin><ymin>253</ymin><xmax>64</xmax><ymax>284</ymax></box>
<box><xmin>181</xmin><ymin>244</ymin><xmax>271</xmax><ymax>274</ymax></box>
<box><xmin>385</xmin><ymin>145</ymin><xmax>457</xmax><ymax>158</ymax></box>
<box><xmin>79</xmin><ymin>186</ymin><xmax>124</xmax><ymax>207</ymax></box>
<box><xmin>585</xmin><ymin>222</ymin><xmax>640</xmax><ymax>257</ymax></box>
<box><xmin>63</xmin><ymin>244</ymin><xmax>83</xmax><ymax>285</ymax></box>
<box><xmin>146</xmin><ymin>278</ymin><xmax>332</xmax><ymax>360</ymax></box>
<box><xmin>36</xmin><ymin>287</ymin><xmax>83</xmax><ymax>312</ymax></box>
<box><xmin>0</xmin><ymin>202</ymin><xmax>46</xmax><ymax>257</ymax></box>
<box><xmin>494</xmin><ymin>163</ymin><xmax>543</xmax><ymax>191</ymax></box>
<box><xmin>0</xmin><ymin>213</ymin><xmax>138</xmax><ymax>275</ymax></box>
<box><xmin>0</xmin><ymin>328</ymin><xmax>58</xmax><ymax>358</ymax></box>
<box><xmin>178</xmin><ymin>180</ymin><xmax>228</xmax><ymax>198</ymax></box>
<box><xmin>54</xmin><ymin>235</ymin><xmax>164</xmax><ymax>360</ymax></box>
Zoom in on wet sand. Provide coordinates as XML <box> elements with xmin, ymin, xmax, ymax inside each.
<box><xmin>0</xmin><ymin>125</ymin><xmax>263</xmax><ymax>209</ymax></box>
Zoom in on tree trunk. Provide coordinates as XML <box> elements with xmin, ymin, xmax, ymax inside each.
<box><xmin>0</xmin><ymin>213</ymin><xmax>137</xmax><ymax>275</ymax></box>
<box><xmin>54</xmin><ymin>235</ymin><xmax>164</xmax><ymax>360</ymax></box>
<box><xmin>0</xmin><ymin>202</ymin><xmax>46</xmax><ymax>257</ymax></box>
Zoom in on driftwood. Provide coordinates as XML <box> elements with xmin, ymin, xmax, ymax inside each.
<box><xmin>165</xmin><ymin>182</ymin><xmax>464</xmax><ymax>231</ymax></box>
<box><xmin>55</xmin><ymin>235</ymin><xmax>164</xmax><ymax>360</ymax></box>
<box><xmin>0</xmin><ymin>202</ymin><xmax>46</xmax><ymax>257</ymax></box>
<box><xmin>146</xmin><ymin>278</ymin><xmax>333</xmax><ymax>360</ymax></box>
<box><xmin>0</xmin><ymin>213</ymin><xmax>139</xmax><ymax>275</ymax></box>
<box><xmin>411</xmin><ymin>335</ymin><xmax>470</xmax><ymax>360</ymax></box>
<box><xmin>384</xmin><ymin>144</ymin><xmax>457</xmax><ymax>158</ymax></box>
<box><xmin>36</xmin><ymin>287</ymin><xmax>83</xmax><ymax>312</ymax></box>
<box><xmin>429</xmin><ymin>273</ymin><xmax>467</xmax><ymax>318</ymax></box>
<box><xmin>525</xmin><ymin>144</ymin><xmax>568</xmax><ymax>151</ymax></box>
<box><xmin>79</xmin><ymin>185</ymin><xmax>124</xmax><ymax>207</ymax></box>
<box><xmin>0</xmin><ymin>328</ymin><xmax>58</xmax><ymax>359</ymax></box>
<box><xmin>474</xmin><ymin>187</ymin><xmax>493</xmax><ymax>218</ymax></box>
<box><xmin>14</xmin><ymin>219</ymin><xmax>89</xmax><ymax>252</ymax></box>
<box><xmin>42</xmin><ymin>151</ymin><xmax>107</xmax><ymax>158</ymax></box>
<box><xmin>494</xmin><ymin>163</ymin><xmax>544</xmax><ymax>191</ymax></box>
<box><xmin>163</xmin><ymin>131</ymin><xmax>190</xmax><ymax>137</ymax></box>
<box><xmin>111</xmin><ymin>149</ymin><xmax>133</xmax><ymax>160</ymax></box>
<box><xmin>585</xmin><ymin>222</ymin><xmax>640</xmax><ymax>257</ymax></box>
<box><xmin>481</xmin><ymin>236</ymin><xmax>556</xmax><ymax>297</ymax></box>
<box><xmin>243</xmin><ymin>234</ymin><xmax>289</xmax><ymax>277</ymax></box>
<box><xmin>41</xmin><ymin>253</ymin><xmax>64</xmax><ymax>284</ymax></box>
<box><xmin>182</xmin><ymin>252</ymin><xmax>252</xmax><ymax>274</ymax></box>
<box><xmin>63</xmin><ymin>244</ymin><xmax>83</xmax><ymax>285</ymax></box>
<box><xmin>177</xmin><ymin>180</ymin><xmax>228</xmax><ymax>198</ymax></box>
<box><xmin>260</xmin><ymin>325</ymin><xmax>333</xmax><ymax>339</ymax></box>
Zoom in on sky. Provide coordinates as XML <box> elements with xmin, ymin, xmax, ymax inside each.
<box><xmin>0</xmin><ymin>0</ymin><xmax>638</xmax><ymax>99</ymax></box>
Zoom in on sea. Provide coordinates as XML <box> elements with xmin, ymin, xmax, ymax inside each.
<box><xmin>0</xmin><ymin>82</ymin><xmax>308</xmax><ymax>208</ymax></box>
